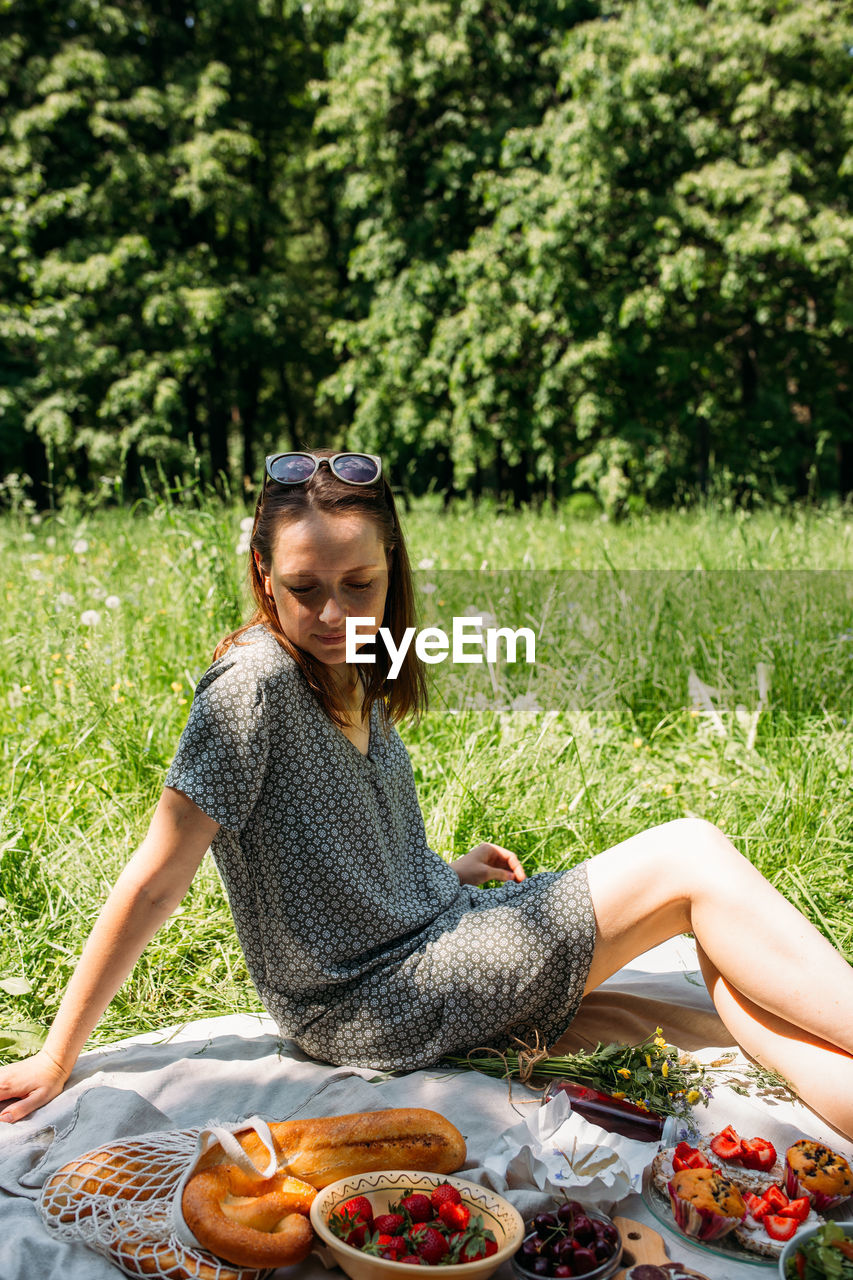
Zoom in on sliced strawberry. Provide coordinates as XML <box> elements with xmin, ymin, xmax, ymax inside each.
<box><xmin>764</xmin><ymin>1184</ymin><xmax>790</xmax><ymax>1211</ymax></box>
<box><xmin>439</xmin><ymin>1201</ymin><xmax>471</xmax><ymax>1231</ymax></box>
<box><xmin>778</xmin><ymin>1196</ymin><xmax>810</xmax><ymax>1222</ymax></box>
<box><xmin>672</xmin><ymin>1143</ymin><xmax>712</xmax><ymax>1172</ymax></box>
<box><xmin>743</xmin><ymin>1191</ymin><xmax>767</xmax><ymax>1219</ymax></box>
<box><xmin>710</xmin><ymin>1124</ymin><xmax>743</xmax><ymax>1161</ymax></box>
<box><xmin>740</xmin><ymin>1137</ymin><xmax>777</xmax><ymax>1172</ymax></box>
<box><xmin>764</xmin><ymin>1213</ymin><xmax>798</xmax><ymax>1242</ymax></box>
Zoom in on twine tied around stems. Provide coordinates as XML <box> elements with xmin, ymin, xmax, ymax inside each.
<box><xmin>464</xmin><ymin>1032</ymin><xmax>554</xmax><ymax>1105</ymax></box>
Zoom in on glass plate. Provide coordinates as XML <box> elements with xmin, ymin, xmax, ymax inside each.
<box><xmin>641</xmin><ymin>1163</ymin><xmax>786</xmax><ymax>1269</ymax></box>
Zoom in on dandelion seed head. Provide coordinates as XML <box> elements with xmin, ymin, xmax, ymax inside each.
<box><xmin>80</xmin><ymin>610</ymin><xmax>101</xmax><ymax>627</ymax></box>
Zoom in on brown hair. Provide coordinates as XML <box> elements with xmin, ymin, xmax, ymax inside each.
<box><xmin>215</xmin><ymin>448</ymin><xmax>428</xmax><ymax>730</ymax></box>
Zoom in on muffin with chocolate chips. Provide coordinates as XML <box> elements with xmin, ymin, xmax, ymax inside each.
<box><xmin>784</xmin><ymin>1139</ymin><xmax>853</xmax><ymax>1211</ymax></box>
<box><xmin>667</xmin><ymin>1167</ymin><xmax>746</xmax><ymax>1242</ymax></box>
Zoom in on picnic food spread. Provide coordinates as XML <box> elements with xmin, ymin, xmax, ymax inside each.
<box><xmin>649</xmin><ymin>1125</ymin><xmax>853</xmax><ymax>1260</ymax></box>
<box><xmin>36</xmin><ymin>1102</ymin><xmax>853</xmax><ymax>1280</ymax></box>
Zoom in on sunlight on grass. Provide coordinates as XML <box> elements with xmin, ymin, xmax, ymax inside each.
<box><xmin>1</xmin><ymin>497</ymin><xmax>850</xmax><ymax>1057</ymax></box>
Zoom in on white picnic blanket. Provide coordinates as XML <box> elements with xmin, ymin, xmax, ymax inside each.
<box><xmin>1</xmin><ymin>937</ymin><xmax>849</xmax><ymax>1280</ymax></box>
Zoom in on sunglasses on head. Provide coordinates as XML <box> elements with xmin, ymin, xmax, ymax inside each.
<box><xmin>265</xmin><ymin>452</ymin><xmax>382</xmax><ymax>487</ymax></box>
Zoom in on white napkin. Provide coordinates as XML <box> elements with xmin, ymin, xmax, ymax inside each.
<box><xmin>478</xmin><ymin>1090</ymin><xmax>652</xmax><ymax>1210</ymax></box>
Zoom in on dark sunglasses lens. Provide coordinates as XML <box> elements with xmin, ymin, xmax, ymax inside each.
<box><xmin>269</xmin><ymin>454</ymin><xmax>316</xmax><ymax>483</ymax></box>
<box><xmin>332</xmin><ymin>454</ymin><xmax>379</xmax><ymax>484</ymax></box>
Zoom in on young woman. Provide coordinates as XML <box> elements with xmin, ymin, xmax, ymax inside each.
<box><xmin>1</xmin><ymin>449</ymin><xmax>852</xmax><ymax>1136</ymax></box>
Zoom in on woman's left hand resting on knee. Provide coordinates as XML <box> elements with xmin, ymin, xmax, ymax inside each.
<box><xmin>453</xmin><ymin>843</ymin><xmax>526</xmax><ymax>886</ymax></box>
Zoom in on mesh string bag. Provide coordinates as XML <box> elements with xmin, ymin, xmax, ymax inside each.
<box><xmin>37</xmin><ymin>1119</ymin><xmax>290</xmax><ymax>1280</ymax></box>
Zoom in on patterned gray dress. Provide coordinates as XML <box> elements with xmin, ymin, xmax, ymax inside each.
<box><xmin>165</xmin><ymin>624</ymin><xmax>595</xmax><ymax>1070</ymax></box>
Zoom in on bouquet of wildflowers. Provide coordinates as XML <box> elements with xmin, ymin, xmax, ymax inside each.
<box><xmin>446</xmin><ymin>1028</ymin><xmax>711</xmax><ymax>1118</ymax></box>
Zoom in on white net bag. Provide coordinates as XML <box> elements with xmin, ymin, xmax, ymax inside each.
<box><xmin>37</xmin><ymin>1120</ymin><xmax>284</xmax><ymax>1280</ymax></box>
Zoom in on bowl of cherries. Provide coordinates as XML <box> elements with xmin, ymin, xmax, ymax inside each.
<box><xmin>512</xmin><ymin>1200</ymin><xmax>623</xmax><ymax>1280</ymax></box>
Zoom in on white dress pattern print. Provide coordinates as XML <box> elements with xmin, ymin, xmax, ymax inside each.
<box><xmin>164</xmin><ymin>625</ymin><xmax>596</xmax><ymax>1070</ymax></box>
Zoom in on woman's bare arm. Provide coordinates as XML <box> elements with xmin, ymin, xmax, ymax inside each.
<box><xmin>0</xmin><ymin>787</ymin><xmax>219</xmax><ymax>1123</ymax></box>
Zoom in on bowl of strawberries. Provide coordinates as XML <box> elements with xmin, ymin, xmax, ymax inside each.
<box><xmin>311</xmin><ymin>1172</ymin><xmax>525</xmax><ymax>1280</ymax></box>
<box><xmin>310</xmin><ymin>1170</ymin><xmax>525</xmax><ymax>1280</ymax></box>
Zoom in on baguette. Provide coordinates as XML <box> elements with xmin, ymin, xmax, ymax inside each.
<box><xmin>195</xmin><ymin>1107</ymin><xmax>467</xmax><ymax>1188</ymax></box>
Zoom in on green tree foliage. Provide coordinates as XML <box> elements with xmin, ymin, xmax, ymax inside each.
<box><xmin>0</xmin><ymin>0</ymin><xmax>332</xmax><ymax>500</ymax></box>
<box><xmin>316</xmin><ymin>0</ymin><xmax>853</xmax><ymax>507</ymax></box>
<box><xmin>1</xmin><ymin>0</ymin><xmax>851</xmax><ymax>507</ymax></box>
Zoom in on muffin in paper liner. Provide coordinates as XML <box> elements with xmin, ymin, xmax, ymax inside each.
<box><xmin>666</xmin><ymin>1170</ymin><xmax>745</xmax><ymax>1242</ymax></box>
<box><xmin>784</xmin><ymin>1140</ymin><xmax>853</xmax><ymax>1213</ymax></box>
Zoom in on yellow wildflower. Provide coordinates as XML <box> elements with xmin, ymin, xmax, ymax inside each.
<box><xmin>686</xmin><ymin>1089</ymin><xmax>701</xmax><ymax>1105</ymax></box>
<box><xmin>611</xmin><ymin>1091</ymin><xmax>626</xmax><ymax>1100</ymax></box>
<box><xmin>662</xmin><ymin>1061</ymin><xmax>669</xmax><ymax>1078</ymax></box>
<box><xmin>617</xmin><ymin>1068</ymin><xmax>631</xmax><ymax>1079</ymax></box>
<box><xmin>644</xmin><ymin>1054</ymin><xmax>652</xmax><ymax>1069</ymax></box>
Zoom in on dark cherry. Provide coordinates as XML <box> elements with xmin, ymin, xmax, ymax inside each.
<box><xmin>552</xmin><ymin>1238</ymin><xmax>577</xmax><ymax>1265</ymax></box>
<box><xmin>530</xmin><ymin>1257</ymin><xmax>551</xmax><ymax>1275</ymax></box>
<box><xmin>521</xmin><ymin>1237</ymin><xmax>541</xmax><ymax>1258</ymax></box>
<box><xmin>570</xmin><ymin>1247</ymin><xmax>597</xmax><ymax>1276</ymax></box>
<box><xmin>533</xmin><ymin>1213</ymin><xmax>558</xmax><ymax>1234</ymax></box>
<box><xmin>553</xmin><ymin>1267</ymin><xmax>575</xmax><ymax>1278</ymax></box>
<box><xmin>572</xmin><ymin>1216</ymin><xmax>595</xmax><ymax>1244</ymax></box>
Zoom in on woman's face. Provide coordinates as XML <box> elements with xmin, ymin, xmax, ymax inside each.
<box><xmin>256</xmin><ymin>509</ymin><xmax>390</xmax><ymax>672</ymax></box>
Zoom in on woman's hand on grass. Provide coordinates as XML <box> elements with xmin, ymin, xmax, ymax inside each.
<box><xmin>0</xmin><ymin>1048</ymin><xmax>70</xmax><ymax>1123</ymax></box>
<box><xmin>452</xmin><ymin>842</ymin><xmax>526</xmax><ymax>886</ymax></box>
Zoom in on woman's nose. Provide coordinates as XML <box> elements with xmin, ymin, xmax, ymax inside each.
<box><xmin>318</xmin><ymin>593</ymin><xmax>346</xmax><ymax>624</ymax></box>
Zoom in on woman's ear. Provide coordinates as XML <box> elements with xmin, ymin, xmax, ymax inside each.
<box><xmin>253</xmin><ymin>551</ymin><xmax>272</xmax><ymax>596</ymax></box>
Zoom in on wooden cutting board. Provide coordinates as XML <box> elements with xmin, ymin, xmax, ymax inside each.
<box><xmin>612</xmin><ymin>1216</ymin><xmax>712</xmax><ymax>1280</ymax></box>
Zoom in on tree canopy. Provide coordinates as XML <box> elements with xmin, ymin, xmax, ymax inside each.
<box><xmin>1</xmin><ymin>0</ymin><xmax>851</xmax><ymax>508</ymax></box>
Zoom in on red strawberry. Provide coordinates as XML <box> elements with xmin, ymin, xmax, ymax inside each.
<box><xmin>778</xmin><ymin>1196</ymin><xmax>810</xmax><ymax>1223</ymax></box>
<box><xmin>710</xmin><ymin>1124</ymin><xmax>742</xmax><ymax>1161</ymax></box>
<box><xmin>330</xmin><ymin>1196</ymin><xmax>374</xmax><ymax>1248</ymax></box>
<box><xmin>341</xmin><ymin>1196</ymin><xmax>374</xmax><ymax>1224</ymax></box>
<box><xmin>400</xmin><ymin>1193</ymin><xmax>433</xmax><ymax>1224</ymax></box>
<box><xmin>411</xmin><ymin>1225</ymin><xmax>449</xmax><ymax>1264</ymax></box>
<box><xmin>764</xmin><ymin>1213</ymin><xmax>798</xmax><ymax>1242</ymax></box>
<box><xmin>740</xmin><ymin>1137</ymin><xmax>777</xmax><ymax>1172</ymax></box>
<box><xmin>439</xmin><ymin>1201</ymin><xmax>470</xmax><ymax>1231</ymax></box>
<box><xmin>448</xmin><ymin>1217</ymin><xmax>498</xmax><ymax>1263</ymax></box>
<box><xmin>374</xmin><ymin>1213</ymin><xmax>406</xmax><ymax>1235</ymax></box>
<box><xmin>430</xmin><ymin>1182</ymin><xmax>463</xmax><ymax>1211</ymax></box>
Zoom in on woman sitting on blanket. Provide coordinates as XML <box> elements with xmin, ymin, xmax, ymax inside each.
<box><xmin>1</xmin><ymin>448</ymin><xmax>852</xmax><ymax>1137</ymax></box>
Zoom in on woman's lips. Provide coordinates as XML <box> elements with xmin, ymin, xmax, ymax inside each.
<box><xmin>316</xmin><ymin>633</ymin><xmax>346</xmax><ymax>643</ymax></box>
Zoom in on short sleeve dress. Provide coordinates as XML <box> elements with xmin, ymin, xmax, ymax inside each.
<box><xmin>165</xmin><ymin>624</ymin><xmax>596</xmax><ymax>1071</ymax></box>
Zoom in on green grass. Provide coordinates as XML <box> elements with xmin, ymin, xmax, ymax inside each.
<box><xmin>1</xmin><ymin>496</ymin><xmax>851</xmax><ymax>1060</ymax></box>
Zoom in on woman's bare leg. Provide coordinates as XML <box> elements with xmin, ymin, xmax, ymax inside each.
<box><xmin>583</xmin><ymin>818</ymin><xmax>853</xmax><ymax>1136</ymax></box>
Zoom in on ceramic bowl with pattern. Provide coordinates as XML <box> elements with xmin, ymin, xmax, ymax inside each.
<box><xmin>310</xmin><ymin>1169</ymin><xmax>524</xmax><ymax>1280</ymax></box>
